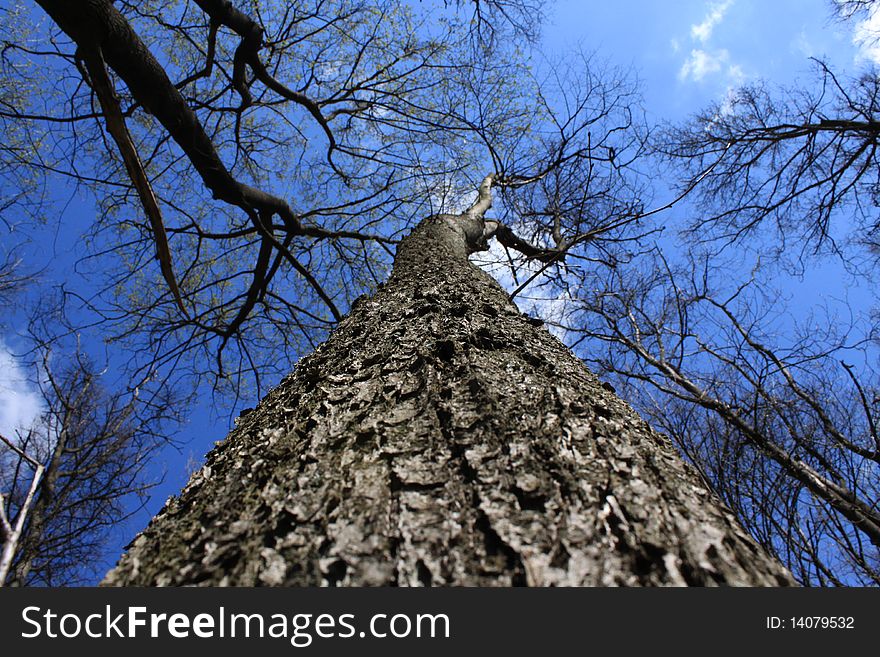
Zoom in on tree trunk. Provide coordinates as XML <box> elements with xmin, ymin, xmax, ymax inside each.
<box><xmin>103</xmin><ymin>211</ymin><xmax>794</xmax><ymax>586</ymax></box>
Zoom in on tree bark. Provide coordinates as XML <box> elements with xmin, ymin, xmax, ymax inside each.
<box><xmin>103</xmin><ymin>211</ymin><xmax>794</xmax><ymax>586</ymax></box>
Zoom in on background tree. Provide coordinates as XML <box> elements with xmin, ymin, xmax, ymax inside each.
<box><xmin>0</xmin><ymin>259</ymin><xmax>173</xmax><ymax>586</ymax></box>
<box><xmin>558</xmin><ymin>252</ymin><xmax>879</xmax><ymax>585</ymax></box>
<box><xmin>0</xmin><ymin>344</ymin><xmax>170</xmax><ymax>586</ymax></box>
<box><xmin>658</xmin><ymin>59</ymin><xmax>880</xmax><ymax>266</ymax></box>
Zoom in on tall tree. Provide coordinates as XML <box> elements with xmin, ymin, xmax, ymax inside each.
<box><xmin>104</xmin><ymin>181</ymin><xmax>793</xmax><ymax>586</ymax></box>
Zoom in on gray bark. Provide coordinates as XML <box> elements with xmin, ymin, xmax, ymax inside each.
<box><xmin>103</xmin><ymin>211</ymin><xmax>794</xmax><ymax>586</ymax></box>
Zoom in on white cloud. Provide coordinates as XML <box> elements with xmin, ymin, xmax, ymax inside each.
<box><xmin>691</xmin><ymin>0</ymin><xmax>734</xmax><ymax>43</ymax></box>
<box><xmin>727</xmin><ymin>63</ymin><xmax>745</xmax><ymax>84</ymax></box>
<box><xmin>704</xmin><ymin>86</ymin><xmax>741</xmax><ymax>133</ymax></box>
<box><xmin>670</xmin><ymin>37</ymin><xmax>681</xmax><ymax>53</ymax></box>
<box><xmin>852</xmin><ymin>5</ymin><xmax>880</xmax><ymax>66</ymax></box>
<box><xmin>471</xmin><ymin>236</ymin><xmax>573</xmax><ymax>341</ymax></box>
<box><xmin>677</xmin><ymin>1</ymin><xmax>745</xmax><ymax>86</ymax></box>
<box><xmin>679</xmin><ymin>48</ymin><xmax>730</xmax><ymax>82</ymax></box>
<box><xmin>0</xmin><ymin>340</ymin><xmax>43</xmax><ymax>442</ymax></box>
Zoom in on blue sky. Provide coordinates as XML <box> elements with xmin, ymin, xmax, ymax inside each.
<box><xmin>542</xmin><ymin>0</ymin><xmax>878</xmax><ymax>320</ymax></box>
<box><xmin>549</xmin><ymin>0</ymin><xmax>870</xmax><ymax>119</ymax></box>
<box><xmin>1</xmin><ymin>0</ymin><xmax>878</xmax><ymax>580</ymax></box>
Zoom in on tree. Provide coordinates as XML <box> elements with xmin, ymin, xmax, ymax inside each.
<box><xmin>657</xmin><ymin>60</ymin><xmax>880</xmax><ymax>267</ymax></box>
<box><xmin>103</xmin><ymin>181</ymin><xmax>793</xmax><ymax>586</ymax></box>
<box><xmin>4</xmin><ymin>1</ymin><xmax>798</xmax><ymax>585</ymax></box>
<box><xmin>0</xmin><ymin>347</ymin><xmax>168</xmax><ymax>586</ymax></box>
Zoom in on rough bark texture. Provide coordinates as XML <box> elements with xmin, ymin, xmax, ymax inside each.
<box><xmin>104</xmin><ymin>213</ymin><xmax>795</xmax><ymax>586</ymax></box>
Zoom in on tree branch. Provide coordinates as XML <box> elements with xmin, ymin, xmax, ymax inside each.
<box><xmin>35</xmin><ymin>0</ymin><xmax>305</xmax><ymax>234</ymax></box>
<box><xmin>191</xmin><ymin>0</ymin><xmax>341</xmax><ymax>172</ymax></box>
<box><xmin>78</xmin><ymin>46</ymin><xmax>190</xmax><ymax>318</ymax></box>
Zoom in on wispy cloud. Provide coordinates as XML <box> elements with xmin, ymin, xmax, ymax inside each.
<box><xmin>851</xmin><ymin>5</ymin><xmax>880</xmax><ymax>66</ymax></box>
<box><xmin>704</xmin><ymin>85</ymin><xmax>743</xmax><ymax>133</ymax></box>
<box><xmin>791</xmin><ymin>28</ymin><xmax>814</xmax><ymax>58</ymax></box>
<box><xmin>679</xmin><ymin>48</ymin><xmax>730</xmax><ymax>82</ymax></box>
<box><xmin>0</xmin><ymin>340</ymin><xmax>43</xmax><ymax>442</ymax></box>
<box><xmin>691</xmin><ymin>0</ymin><xmax>734</xmax><ymax>43</ymax></box>
<box><xmin>677</xmin><ymin>1</ymin><xmax>745</xmax><ymax>86</ymax></box>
